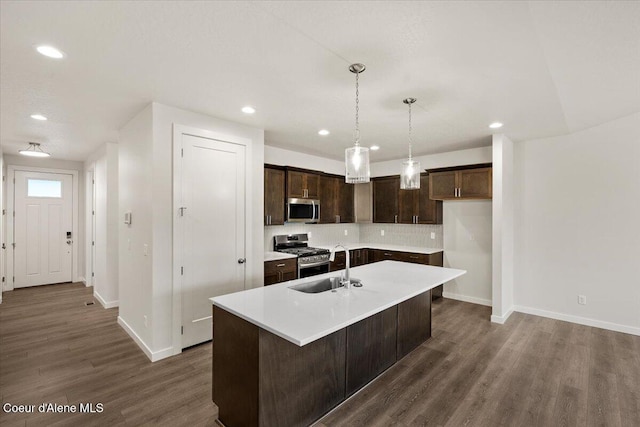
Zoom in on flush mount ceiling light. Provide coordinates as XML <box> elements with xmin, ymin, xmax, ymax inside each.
<box><xmin>318</xmin><ymin>129</ymin><xmax>330</xmax><ymax>136</ymax></box>
<box><xmin>241</xmin><ymin>106</ymin><xmax>256</xmax><ymax>114</ymax></box>
<box><xmin>345</xmin><ymin>63</ymin><xmax>370</xmax><ymax>184</ymax></box>
<box><xmin>36</xmin><ymin>45</ymin><xmax>65</xmax><ymax>59</ymax></box>
<box><xmin>400</xmin><ymin>98</ymin><xmax>420</xmax><ymax>190</ymax></box>
<box><xmin>30</xmin><ymin>114</ymin><xmax>48</xmax><ymax>121</ymax></box>
<box><xmin>489</xmin><ymin>122</ymin><xmax>503</xmax><ymax>129</ymax></box>
<box><xmin>19</xmin><ymin>142</ymin><xmax>50</xmax><ymax>158</ymax></box>
<box><xmin>370</xmin><ymin>145</ymin><xmax>380</xmax><ymax>151</ymax></box>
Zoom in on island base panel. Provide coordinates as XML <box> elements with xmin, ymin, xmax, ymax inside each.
<box><xmin>397</xmin><ymin>289</ymin><xmax>432</xmax><ymax>359</ymax></box>
<box><xmin>259</xmin><ymin>329</ymin><xmax>346</xmax><ymax>427</ymax></box>
<box><xmin>212</xmin><ymin>306</ymin><xmax>259</xmax><ymax>427</ymax></box>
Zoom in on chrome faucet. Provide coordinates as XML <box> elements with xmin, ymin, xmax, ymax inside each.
<box><xmin>329</xmin><ymin>244</ymin><xmax>350</xmax><ymax>289</ymax></box>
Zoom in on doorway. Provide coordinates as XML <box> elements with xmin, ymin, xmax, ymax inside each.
<box><xmin>6</xmin><ymin>166</ymin><xmax>79</xmax><ymax>289</ymax></box>
<box><xmin>173</xmin><ymin>126</ymin><xmax>248</xmax><ymax>349</ymax></box>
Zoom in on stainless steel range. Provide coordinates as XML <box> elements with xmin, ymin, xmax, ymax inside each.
<box><xmin>274</xmin><ymin>233</ymin><xmax>330</xmax><ymax>278</ymax></box>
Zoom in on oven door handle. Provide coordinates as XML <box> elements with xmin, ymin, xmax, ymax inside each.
<box><xmin>299</xmin><ymin>260</ymin><xmax>330</xmax><ymax>268</ymax></box>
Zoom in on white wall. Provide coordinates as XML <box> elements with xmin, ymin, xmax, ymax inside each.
<box><xmin>119</xmin><ymin>103</ymin><xmax>264</xmax><ymax>361</ymax></box>
<box><xmin>85</xmin><ymin>143</ymin><xmax>119</xmax><ymax>308</ymax></box>
<box><xmin>443</xmin><ymin>201</ymin><xmax>492</xmax><ymax>306</ymax></box>
<box><xmin>3</xmin><ymin>154</ymin><xmax>86</xmax><ymax>284</ymax></box>
<box><xmin>513</xmin><ymin>112</ymin><xmax>640</xmax><ymax>335</ymax></box>
<box><xmin>265</xmin><ymin>145</ymin><xmax>345</xmax><ymax>175</ymax></box>
<box><xmin>0</xmin><ymin>148</ymin><xmax>3</xmax><ymax>303</ymax></box>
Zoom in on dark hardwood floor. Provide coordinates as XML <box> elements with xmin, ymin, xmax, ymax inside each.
<box><xmin>0</xmin><ymin>282</ymin><xmax>217</xmax><ymax>427</ymax></box>
<box><xmin>1</xmin><ymin>282</ymin><xmax>638</xmax><ymax>427</ymax></box>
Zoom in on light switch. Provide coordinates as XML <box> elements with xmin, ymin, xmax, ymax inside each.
<box><xmin>380</xmin><ymin>230</ymin><xmax>385</xmax><ymax>236</ymax></box>
<box><xmin>430</xmin><ymin>232</ymin><xmax>436</xmax><ymax>240</ymax></box>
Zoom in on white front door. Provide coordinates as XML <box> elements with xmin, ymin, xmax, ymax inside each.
<box><xmin>180</xmin><ymin>133</ymin><xmax>246</xmax><ymax>348</ymax></box>
<box><xmin>14</xmin><ymin>171</ymin><xmax>73</xmax><ymax>288</ymax></box>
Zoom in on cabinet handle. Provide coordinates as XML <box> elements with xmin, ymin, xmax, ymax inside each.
<box><xmin>276</xmin><ymin>263</ymin><xmax>285</xmax><ymax>267</ymax></box>
<box><xmin>410</xmin><ymin>255</ymin><xmax>419</xmax><ymax>259</ymax></box>
<box><xmin>384</xmin><ymin>252</ymin><xmax>392</xmax><ymax>256</ymax></box>
<box><xmin>303</xmin><ymin>189</ymin><xmax>308</xmax><ymax>198</ymax></box>
<box><xmin>336</xmin><ymin>215</ymin><xmax>340</xmax><ymax>223</ymax></box>
<box><xmin>394</xmin><ymin>214</ymin><xmax>398</xmax><ymax>223</ymax></box>
<box><xmin>459</xmin><ymin>188</ymin><xmax>462</xmax><ymax>197</ymax></box>
<box><xmin>415</xmin><ymin>215</ymin><xmax>419</xmax><ymax>223</ymax></box>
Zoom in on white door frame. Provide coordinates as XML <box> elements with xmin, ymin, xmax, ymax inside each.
<box><xmin>5</xmin><ymin>165</ymin><xmax>80</xmax><ymax>291</ymax></box>
<box><xmin>172</xmin><ymin>124</ymin><xmax>251</xmax><ymax>355</ymax></box>
<box><xmin>85</xmin><ymin>168</ymin><xmax>96</xmax><ymax>287</ymax></box>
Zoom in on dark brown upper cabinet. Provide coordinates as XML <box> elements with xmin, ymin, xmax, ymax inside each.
<box><xmin>264</xmin><ymin>166</ymin><xmax>285</xmax><ymax>225</ymax></box>
<box><xmin>429</xmin><ymin>165</ymin><xmax>492</xmax><ymax>200</ymax></box>
<box><xmin>287</xmin><ymin>170</ymin><xmax>320</xmax><ymax>199</ymax></box>
<box><xmin>375</xmin><ymin>174</ymin><xmax>442</xmax><ymax>224</ymax></box>
<box><xmin>320</xmin><ymin>174</ymin><xmax>354</xmax><ymax>224</ymax></box>
<box><xmin>372</xmin><ymin>176</ymin><xmax>400</xmax><ymax>223</ymax></box>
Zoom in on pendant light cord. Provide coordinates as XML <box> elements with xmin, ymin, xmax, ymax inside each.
<box><xmin>355</xmin><ymin>71</ymin><xmax>360</xmax><ymax>146</ymax></box>
<box><xmin>408</xmin><ymin>101</ymin><xmax>412</xmax><ymax>160</ymax></box>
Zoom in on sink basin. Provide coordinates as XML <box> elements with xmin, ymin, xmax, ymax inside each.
<box><xmin>289</xmin><ymin>277</ymin><xmax>361</xmax><ymax>293</ymax></box>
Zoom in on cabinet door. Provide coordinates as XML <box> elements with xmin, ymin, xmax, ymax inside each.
<box><xmin>264</xmin><ymin>167</ymin><xmax>285</xmax><ymax>225</ymax></box>
<box><xmin>429</xmin><ymin>171</ymin><xmax>457</xmax><ymax>200</ymax></box>
<box><xmin>287</xmin><ymin>171</ymin><xmax>306</xmax><ymax>198</ymax></box>
<box><xmin>338</xmin><ymin>180</ymin><xmax>354</xmax><ymax>223</ymax></box>
<box><xmin>417</xmin><ymin>174</ymin><xmax>443</xmax><ymax>224</ymax></box>
<box><xmin>319</xmin><ymin>175</ymin><xmax>338</xmax><ymax>223</ymax></box>
<box><xmin>330</xmin><ymin>252</ymin><xmax>346</xmax><ymax>272</ymax></box>
<box><xmin>306</xmin><ymin>173</ymin><xmax>320</xmax><ymax>199</ymax></box>
<box><xmin>459</xmin><ymin>168</ymin><xmax>492</xmax><ymax>199</ymax></box>
<box><xmin>427</xmin><ymin>252</ymin><xmax>444</xmax><ymax>299</ymax></box>
<box><xmin>398</xmin><ymin>189</ymin><xmax>419</xmax><ymax>224</ymax></box>
<box><xmin>373</xmin><ymin>177</ymin><xmax>399</xmax><ymax>223</ymax></box>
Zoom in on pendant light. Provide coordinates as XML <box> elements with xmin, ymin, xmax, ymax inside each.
<box><xmin>400</xmin><ymin>98</ymin><xmax>420</xmax><ymax>189</ymax></box>
<box><xmin>19</xmin><ymin>142</ymin><xmax>50</xmax><ymax>158</ymax></box>
<box><xmin>345</xmin><ymin>63</ymin><xmax>370</xmax><ymax>184</ymax></box>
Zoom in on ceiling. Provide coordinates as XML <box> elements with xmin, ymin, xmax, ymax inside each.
<box><xmin>1</xmin><ymin>1</ymin><xmax>638</xmax><ymax>162</ymax></box>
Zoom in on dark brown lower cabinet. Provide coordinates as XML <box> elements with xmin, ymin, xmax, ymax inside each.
<box><xmin>264</xmin><ymin>258</ymin><xmax>297</xmax><ymax>285</ymax></box>
<box><xmin>212</xmin><ymin>290</ymin><xmax>433</xmax><ymax>427</ymax></box>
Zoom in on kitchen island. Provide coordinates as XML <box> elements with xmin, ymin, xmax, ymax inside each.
<box><xmin>211</xmin><ymin>261</ymin><xmax>465</xmax><ymax>427</ymax></box>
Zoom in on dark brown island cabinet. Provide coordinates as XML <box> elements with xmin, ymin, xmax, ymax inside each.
<box><xmin>212</xmin><ymin>289</ymin><xmax>432</xmax><ymax>427</ymax></box>
<box><xmin>429</xmin><ymin>164</ymin><xmax>492</xmax><ymax>200</ymax></box>
<box><xmin>373</xmin><ymin>173</ymin><xmax>443</xmax><ymax>224</ymax></box>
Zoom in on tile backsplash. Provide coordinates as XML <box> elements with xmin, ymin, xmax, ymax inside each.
<box><xmin>265</xmin><ymin>223</ymin><xmax>442</xmax><ymax>252</ymax></box>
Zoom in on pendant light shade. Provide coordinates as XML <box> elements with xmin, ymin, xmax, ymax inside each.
<box><xmin>400</xmin><ymin>98</ymin><xmax>420</xmax><ymax>189</ymax></box>
<box><xmin>345</xmin><ymin>63</ymin><xmax>370</xmax><ymax>184</ymax></box>
<box><xmin>19</xmin><ymin>142</ymin><xmax>50</xmax><ymax>158</ymax></box>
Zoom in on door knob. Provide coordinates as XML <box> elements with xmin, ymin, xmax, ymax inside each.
<box><xmin>237</xmin><ymin>258</ymin><xmax>246</xmax><ymax>264</ymax></box>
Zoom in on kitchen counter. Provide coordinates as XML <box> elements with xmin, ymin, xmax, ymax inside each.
<box><xmin>315</xmin><ymin>243</ymin><xmax>443</xmax><ymax>255</ymax></box>
<box><xmin>211</xmin><ymin>260</ymin><xmax>465</xmax><ymax>346</ymax></box>
<box><xmin>263</xmin><ymin>251</ymin><xmax>297</xmax><ymax>261</ymax></box>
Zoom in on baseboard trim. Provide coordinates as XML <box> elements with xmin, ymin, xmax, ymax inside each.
<box><xmin>117</xmin><ymin>316</ymin><xmax>175</xmax><ymax>362</ymax></box>
<box><xmin>491</xmin><ymin>307</ymin><xmax>514</xmax><ymax>324</ymax></box>
<box><xmin>94</xmin><ymin>290</ymin><xmax>119</xmax><ymax>309</ymax></box>
<box><xmin>443</xmin><ymin>291</ymin><xmax>492</xmax><ymax>307</ymax></box>
<box><xmin>513</xmin><ymin>305</ymin><xmax>640</xmax><ymax>336</ymax></box>
<box><xmin>78</xmin><ymin>276</ymin><xmax>87</xmax><ymax>285</ymax></box>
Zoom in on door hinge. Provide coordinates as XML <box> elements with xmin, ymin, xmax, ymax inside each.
<box><xmin>1</xmin><ymin>277</ymin><xmax>4</xmax><ymax>283</ymax></box>
<box><xmin>92</xmin><ymin>272</ymin><xmax>95</xmax><ymax>277</ymax></box>
<box><xmin>1</xmin><ymin>209</ymin><xmax>4</xmax><ymax>215</ymax></box>
<box><xmin>92</xmin><ymin>210</ymin><xmax>95</xmax><ymax>215</ymax></box>
<box><xmin>1</xmin><ymin>243</ymin><xmax>5</xmax><ymax>250</ymax></box>
<box><xmin>181</xmin><ymin>148</ymin><xmax>184</xmax><ymax>157</ymax></box>
<box><xmin>181</xmin><ymin>266</ymin><xmax>184</xmax><ymax>275</ymax></box>
<box><xmin>12</xmin><ymin>243</ymin><xmax>15</xmax><ymax>249</ymax></box>
<box><xmin>181</xmin><ymin>326</ymin><xmax>184</xmax><ymax>335</ymax></box>
<box><xmin>92</xmin><ymin>241</ymin><xmax>95</xmax><ymax>246</ymax></box>
<box><xmin>12</xmin><ymin>277</ymin><xmax>15</xmax><ymax>283</ymax></box>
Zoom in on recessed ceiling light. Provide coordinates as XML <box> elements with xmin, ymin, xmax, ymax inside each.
<box><xmin>489</xmin><ymin>122</ymin><xmax>503</xmax><ymax>129</ymax></box>
<box><xmin>370</xmin><ymin>145</ymin><xmax>380</xmax><ymax>151</ymax></box>
<box><xmin>30</xmin><ymin>114</ymin><xmax>48</xmax><ymax>121</ymax></box>
<box><xmin>318</xmin><ymin>129</ymin><xmax>330</xmax><ymax>136</ymax></box>
<box><xmin>241</xmin><ymin>106</ymin><xmax>256</xmax><ymax>114</ymax></box>
<box><xmin>36</xmin><ymin>45</ymin><xmax>65</xmax><ymax>59</ymax></box>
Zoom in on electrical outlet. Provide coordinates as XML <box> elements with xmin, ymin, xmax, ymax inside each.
<box><xmin>143</xmin><ymin>315</ymin><xmax>148</xmax><ymax>327</ymax></box>
<box><xmin>578</xmin><ymin>295</ymin><xmax>587</xmax><ymax>305</ymax></box>
<box><xmin>430</xmin><ymin>232</ymin><xmax>436</xmax><ymax>240</ymax></box>
<box><xmin>380</xmin><ymin>230</ymin><xmax>385</xmax><ymax>236</ymax></box>
<box><xmin>308</xmin><ymin>232</ymin><xmax>312</xmax><ymax>239</ymax></box>
<box><xmin>344</xmin><ymin>229</ymin><xmax>348</xmax><ymax>236</ymax></box>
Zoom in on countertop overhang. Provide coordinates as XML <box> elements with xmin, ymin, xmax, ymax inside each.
<box><xmin>211</xmin><ymin>261</ymin><xmax>465</xmax><ymax>346</ymax></box>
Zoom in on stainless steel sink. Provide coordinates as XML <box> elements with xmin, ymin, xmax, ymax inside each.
<box><xmin>289</xmin><ymin>277</ymin><xmax>361</xmax><ymax>293</ymax></box>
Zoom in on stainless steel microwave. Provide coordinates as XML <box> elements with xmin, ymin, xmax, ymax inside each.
<box><xmin>287</xmin><ymin>198</ymin><xmax>320</xmax><ymax>223</ymax></box>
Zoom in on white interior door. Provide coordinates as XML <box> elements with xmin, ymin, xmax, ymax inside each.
<box><xmin>180</xmin><ymin>133</ymin><xmax>246</xmax><ymax>348</ymax></box>
<box><xmin>14</xmin><ymin>171</ymin><xmax>73</xmax><ymax>288</ymax></box>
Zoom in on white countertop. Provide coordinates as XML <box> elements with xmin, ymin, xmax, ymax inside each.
<box><xmin>211</xmin><ymin>261</ymin><xmax>465</xmax><ymax>347</ymax></box>
<box><xmin>264</xmin><ymin>251</ymin><xmax>297</xmax><ymax>262</ymax></box>
<box><xmin>315</xmin><ymin>243</ymin><xmax>443</xmax><ymax>255</ymax></box>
